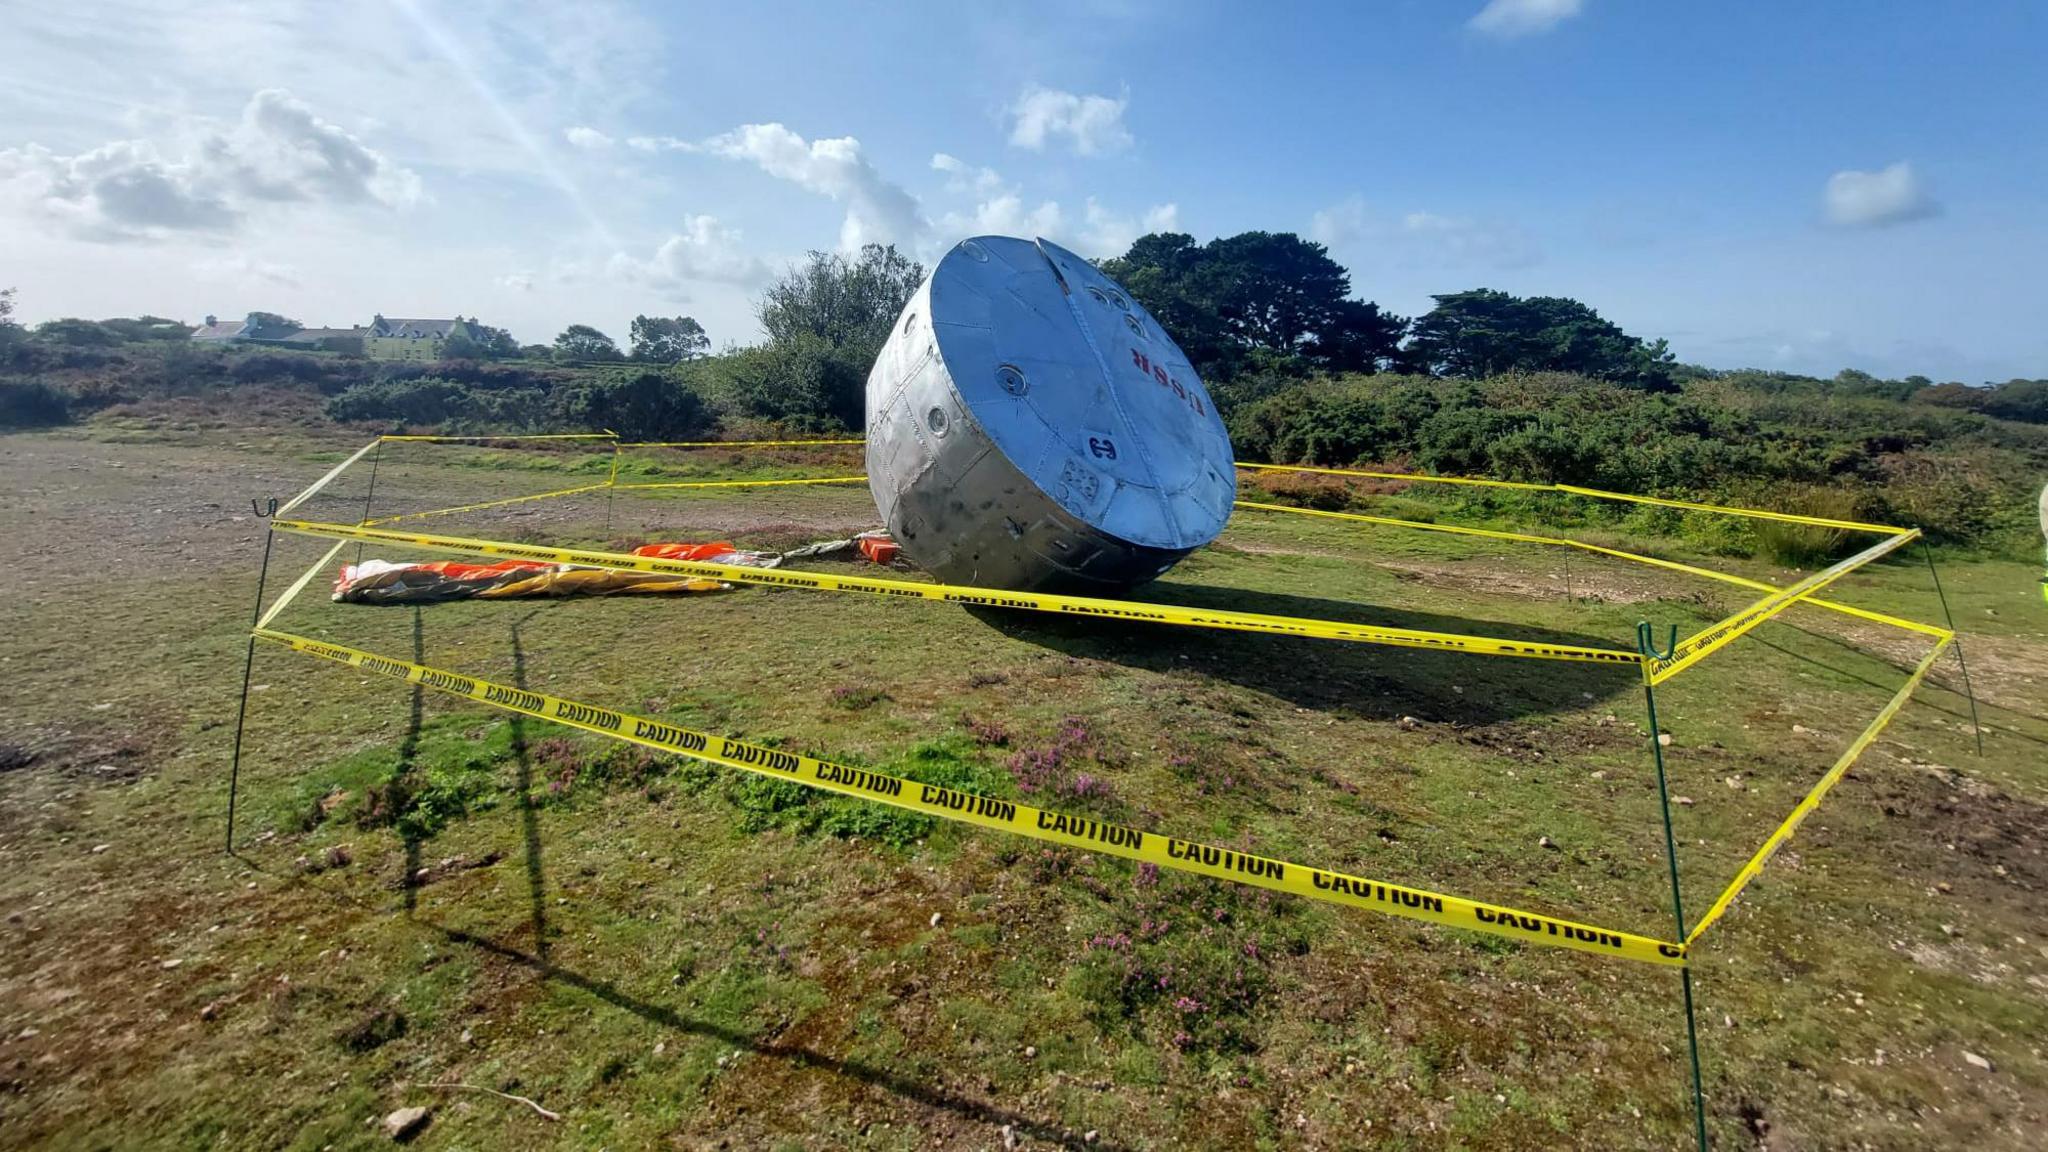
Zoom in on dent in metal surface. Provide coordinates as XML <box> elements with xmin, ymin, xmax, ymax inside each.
<box><xmin>866</xmin><ymin>235</ymin><xmax>1236</xmax><ymax>593</ymax></box>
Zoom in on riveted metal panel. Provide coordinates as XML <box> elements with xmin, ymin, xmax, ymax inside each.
<box><xmin>865</xmin><ymin>235</ymin><xmax>1236</xmax><ymax>593</ymax></box>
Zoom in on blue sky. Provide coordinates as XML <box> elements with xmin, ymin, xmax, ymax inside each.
<box><xmin>4</xmin><ymin>0</ymin><xmax>2043</xmax><ymax>380</ymax></box>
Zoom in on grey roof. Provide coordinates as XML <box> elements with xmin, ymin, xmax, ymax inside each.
<box><xmin>372</xmin><ymin>317</ymin><xmax>459</xmax><ymax>339</ymax></box>
<box><xmin>190</xmin><ymin>319</ymin><xmax>250</xmax><ymax>341</ymax></box>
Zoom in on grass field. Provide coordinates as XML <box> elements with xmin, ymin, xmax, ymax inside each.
<box><xmin>3</xmin><ymin>423</ymin><xmax>2044</xmax><ymax>1150</ymax></box>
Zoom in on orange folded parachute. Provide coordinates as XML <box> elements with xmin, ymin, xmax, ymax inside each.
<box><xmin>631</xmin><ymin>541</ymin><xmax>779</xmax><ymax>565</ymax></box>
<box><xmin>333</xmin><ymin>558</ymin><xmax>729</xmax><ymax>604</ymax></box>
<box><xmin>333</xmin><ymin>536</ymin><xmax>883</xmax><ymax>604</ymax></box>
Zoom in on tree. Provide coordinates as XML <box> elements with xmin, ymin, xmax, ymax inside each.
<box><xmin>443</xmin><ymin>318</ymin><xmax>519</xmax><ymax>360</ymax></box>
<box><xmin>1403</xmin><ymin>289</ymin><xmax>1677</xmax><ymax>390</ymax></box>
<box><xmin>750</xmin><ymin>244</ymin><xmax>924</xmax><ymax>429</ymax></box>
<box><xmin>1317</xmin><ymin>299</ymin><xmax>1410</xmax><ymax>376</ymax></box>
<box><xmin>552</xmin><ymin>324</ymin><xmax>622</xmax><ymax>362</ymax></box>
<box><xmin>552</xmin><ymin>370</ymin><xmax>715</xmax><ymax>439</ymax></box>
<box><xmin>630</xmin><ymin>314</ymin><xmax>710</xmax><ymax>363</ymax></box>
<box><xmin>760</xmin><ymin>244</ymin><xmax>922</xmax><ymax>350</ymax></box>
<box><xmin>1977</xmin><ymin>379</ymin><xmax>2048</xmax><ymax>424</ymax></box>
<box><xmin>0</xmin><ymin>288</ymin><xmax>20</xmax><ymax>348</ymax></box>
<box><xmin>100</xmin><ymin>316</ymin><xmax>193</xmax><ymax>342</ymax></box>
<box><xmin>245</xmin><ymin>311</ymin><xmax>301</xmax><ymax>338</ymax></box>
<box><xmin>31</xmin><ymin>317</ymin><xmax>123</xmax><ymax>347</ymax></box>
<box><xmin>1100</xmin><ymin>231</ymin><xmax>1407</xmax><ymax>380</ymax></box>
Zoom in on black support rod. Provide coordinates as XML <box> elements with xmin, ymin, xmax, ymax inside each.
<box><xmin>224</xmin><ymin>521</ymin><xmax>277</xmax><ymax>853</ymax></box>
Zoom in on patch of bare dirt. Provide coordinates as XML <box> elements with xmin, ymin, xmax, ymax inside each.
<box><xmin>1376</xmin><ymin>556</ymin><xmax>1708</xmax><ymax>607</ymax></box>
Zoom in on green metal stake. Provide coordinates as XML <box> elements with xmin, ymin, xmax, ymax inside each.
<box><xmin>1639</xmin><ymin>623</ymin><xmax>1710</xmax><ymax>1152</ymax></box>
<box><xmin>1920</xmin><ymin>542</ymin><xmax>1984</xmax><ymax>756</ymax></box>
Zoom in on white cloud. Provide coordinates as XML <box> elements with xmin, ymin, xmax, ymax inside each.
<box><xmin>606</xmin><ymin>214</ymin><xmax>773</xmax><ymax>298</ymax></box>
<box><xmin>1310</xmin><ymin>196</ymin><xmax>1369</xmax><ymax>248</ymax></box>
<box><xmin>1399</xmin><ymin>211</ymin><xmax>1540</xmax><ymax>269</ymax></box>
<box><xmin>1078</xmin><ymin>198</ymin><xmax>1180</xmax><ymax>256</ymax></box>
<box><xmin>705</xmin><ymin>122</ymin><xmax>922</xmax><ymax>251</ymax></box>
<box><xmin>926</xmin><ymin>150</ymin><xmax>1169</xmax><ymax>256</ymax></box>
<box><xmin>194</xmin><ymin>253</ymin><xmax>302</xmax><ymax>289</ymax></box>
<box><xmin>563</xmin><ymin>126</ymin><xmax>614</xmax><ymax>149</ymax></box>
<box><xmin>1311</xmin><ymin>195</ymin><xmax>1539</xmax><ymax>270</ymax></box>
<box><xmin>495</xmin><ymin>272</ymin><xmax>535</xmax><ymax>292</ymax></box>
<box><xmin>1468</xmin><ymin>0</ymin><xmax>1584</xmax><ymax>38</ymax></box>
<box><xmin>1823</xmin><ymin>161</ymin><xmax>1938</xmax><ymax>228</ymax></box>
<box><xmin>931</xmin><ymin>152</ymin><xmax>1004</xmax><ymax>197</ymax></box>
<box><xmin>937</xmin><ymin>194</ymin><xmax>1065</xmax><ymax>245</ymax></box>
<box><xmin>626</xmin><ymin>135</ymin><xmax>698</xmax><ymax>153</ymax></box>
<box><xmin>0</xmin><ymin>88</ymin><xmax>418</xmax><ymax>242</ymax></box>
<box><xmin>1008</xmin><ymin>87</ymin><xmax>1134</xmax><ymax>156</ymax></box>
<box><xmin>221</xmin><ymin>90</ymin><xmax>422</xmax><ymax>207</ymax></box>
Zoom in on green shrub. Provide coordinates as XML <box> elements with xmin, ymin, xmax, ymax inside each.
<box><xmin>549</xmin><ymin>370</ymin><xmax>715</xmax><ymax>440</ymax></box>
<box><xmin>1743</xmin><ymin>485</ymin><xmax>1867</xmax><ymax>566</ymax></box>
<box><xmin>324</xmin><ymin>377</ymin><xmax>547</xmax><ymax>430</ymax></box>
<box><xmin>0</xmin><ymin>379</ymin><xmax>71</xmax><ymax>428</ymax></box>
<box><xmin>690</xmin><ymin>336</ymin><xmax>865</xmax><ymax>432</ymax></box>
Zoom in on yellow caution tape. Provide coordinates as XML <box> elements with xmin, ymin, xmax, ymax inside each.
<box><xmin>378</xmin><ymin>432</ymin><xmax>620</xmax><ymax>442</ymax></box>
<box><xmin>1234</xmin><ymin>501</ymin><xmax>1950</xmax><ymax>640</ymax></box>
<box><xmin>363</xmin><ymin>483</ymin><xmax>612</xmax><ymax>527</ymax></box>
<box><xmin>1685</xmin><ymin>635</ymin><xmax>1950</xmax><ymax>945</ymax></box>
<box><xmin>1645</xmin><ymin>530</ymin><xmax>1920</xmax><ymax>684</ymax></box>
<box><xmin>268</xmin><ymin>518</ymin><xmax>1645</xmax><ymax>666</ymax></box>
<box><xmin>277</xmin><ymin>438</ymin><xmax>383</xmax><ymax>517</ymax></box>
<box><xmin>609</xmin><ymin>476</ymin><xmax>868</xmax><ymax>492</ymax></box>
<box><xmin>1553</xmin><ymin>485</ymin><xmax>1910</xmax><ymax>536</ymax></box>
<box><xmin>1232</xmin><ymin>461</ymin><xmax>1913</xmax><ymax>535</ymax></box>
<box><xmin>253</xmin><ymin>626</ymin><xmax>1685</xmax><ymax>966</ymax></box>
<box><xmin>257</xmin><ymin>540</ymin><xmax>347</xmax><ymax>629</ymax></box>
<box><xmin>1236</xmin><ymin>461</ymin><xmax>1555</xmax><ymax>491</ymax></box>
<box><xmin>620</xmin><ymin>438</ymin><xmax>868</xmax><ymax>449</ymax></box>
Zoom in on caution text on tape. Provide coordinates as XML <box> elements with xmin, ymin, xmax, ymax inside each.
<box><xmin>255</xmin><ymin>626</ymin><xmax>1685</xmax><ymax>966</ymax></box>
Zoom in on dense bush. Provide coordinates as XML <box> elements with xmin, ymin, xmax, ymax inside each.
<box><xmin>1231</xmin><ymin>371</ymin><xmax>2048</xmax><ymax>553</ymax></box>
<box><xmin>0</xmin><ymin>379</ymin><xmax>71</xmax><ymax>428</ymax></box>
<box><xmin>687</xmin><ymin>336</ymin><xmax>865</xmax><ymax>432</ymax></box>
<box><xmin>324</xmin><ymin>376</ymin><xmax>547</xmax><ymax>429</ymax></box>
<box><xmin>549</xmin><ymin>370</ymin><xmax>715</xmax><ymax>440</ymax></box>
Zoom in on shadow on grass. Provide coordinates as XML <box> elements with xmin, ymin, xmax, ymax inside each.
<box><xmin>239</xmin><ymin>862</ymin><xmax>1119</xmax><ymax>1150</ymax></box>
<box><xmin>1755</xmin><ymin>627</ymin><xmax>2045</xmax><ymax>751</ymax></box>
<box><xmin>430</xmin><ymin>922</ymin><xmax>1126</xmax><ymax>1152</ymax></box>
<box><xmin>971</xmin><ymin>582</ymin><xmax>1642</xmax><ymax>725</ymax></box>
<box><xmin>506</xmin><ymin>610</ymin><xmax>550</xmax><ymax>962</ymax></box>
<box><xmin>396</xmin><ymin>608</ymin><xmax>424</xmax><ymax>911</ymax></box>
<box><xmin>254</xmin><ymin>612</ymin><xmax>1108</xmax><ymax>1146</ymax></box>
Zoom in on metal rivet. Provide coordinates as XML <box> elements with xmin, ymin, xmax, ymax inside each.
<box><xmin>926</xmin><ymin>406</ymin><xmax>950</xmax><ymax>435</ymax></box>
<box><xmin>996</xmin><ymin>364</ymin><xmax>1029</xmax><ymax>396</ymax></box>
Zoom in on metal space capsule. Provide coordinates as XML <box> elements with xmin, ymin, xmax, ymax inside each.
<box><xmin>866</xmin><ymin>235</ymin><xmax>1237</xmax><ymax>593</ymax></box>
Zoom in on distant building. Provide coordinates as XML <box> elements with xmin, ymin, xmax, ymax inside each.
<box><xmin>366</xmin><ymin>315</ymin><xmax>475</xmax><ymax>361</ymax></box>
<box><xmin>190</xmin><ymin>314</ymin><xmax>253</xmax><ymax>343</ymax></box>
<box><xmin>189</xmin><ymin>312</ymin><xmax>365</xmax><ymax>354</ymax></box>
<box><xmin>190</xmin><ymin>311</ymin><xmax>482</xmax><ymax>358</ymax></box>
<box><xmin>279</xmin><ymin>327</ymin><xmax>368</xmax><ymax>354</ymax></box>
